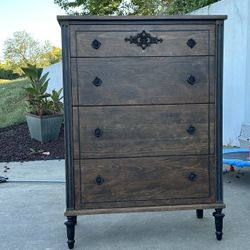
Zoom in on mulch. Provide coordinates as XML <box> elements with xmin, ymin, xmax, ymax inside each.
<box><xmin>0</xmin><ymin>123</ymin><xmax>64</xmax><ymax>162</ymax></box>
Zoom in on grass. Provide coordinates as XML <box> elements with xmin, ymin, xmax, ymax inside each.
<box><xmin>0</xmin><ymin>78</ymin><xmax>29</xmax><ymax>128</ymax></box>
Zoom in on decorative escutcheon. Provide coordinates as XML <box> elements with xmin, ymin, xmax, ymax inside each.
<box><xmin>186</xmin><ymin>38</ymin><xmax>196</xmax><ymax>49</ymax></box>
<box><xmin>92</xmin><ymin>77</ymin><xmax>102</xmax><ymax>87</ymax></box>
<box><xmin>187</xmin><ymin>75</ymin><xmax>196</xmax><ymax>85</ymax></box>
<box><xmin>186</xmin><ymin>125</ymin><xmax>196</xmax><ymax>135</ymax></box>
<box><xmin>92</xmin><ymin>39</ymin><xmax>101</xmax><ymax>49</ymax></box>
<box><xmin>125</xmin><ymin>30</ymin><xmax>163</xmax><ymax>50</ymax></box>
<box><xmin>95</xmin><ymin>175</ymin><xmax>104</xmax><ymax>185</ymax></box>
<box><xmin>94</xmin><ymin>128</ymin><xmax>103</xmax><ymax>138</ymax></box>
<box><xmin>188</xmin><ymin>172</ymin><xmax>197</xmax><ymax>182</ymax></box>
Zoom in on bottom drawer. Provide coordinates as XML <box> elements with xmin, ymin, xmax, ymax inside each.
<box><xmin>74</xmin><ymin>155</ymin><xmax>216</xmax><ymax>209</ymax></box>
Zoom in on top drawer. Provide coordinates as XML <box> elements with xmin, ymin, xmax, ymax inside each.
<box><xmin>70</xmin><ymin>25</ymin><xmax>215</xmax><ymax>57</ymax></box>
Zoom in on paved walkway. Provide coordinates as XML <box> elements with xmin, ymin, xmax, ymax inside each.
<box><xmin>0</xmin><ymin>160</ymin><xmax>250</xmax><ymax>250</ymax></box>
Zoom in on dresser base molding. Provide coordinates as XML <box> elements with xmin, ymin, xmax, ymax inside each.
<box><xmin>64</xmin><ymin>203</ymin><xmax>225</xmax><ymax>216</ymax></box>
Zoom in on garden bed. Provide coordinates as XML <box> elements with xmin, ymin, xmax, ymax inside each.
<box><xmin>0</xmin><ymin>122</ymin><xmax>64</xmax><ymax>162</ymax></box>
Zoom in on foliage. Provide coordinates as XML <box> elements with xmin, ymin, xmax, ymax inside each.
<box><xmin>0</xmin><ymin>67</ymin><xmax>20</xmax><ymax>80</ymax></box>
<box><xmin>41</xmin><ymin>47</ymin><xmax>62</xmax><ymax>65</ymax></box>
<box><xmin>22</xmin><ymin>64</ymin><xmax>63</xmax><ymax>116</ymax></box>
<box><xmin>0</xmin><ymin>78</ymin><xmax>28</xmax><ymax>128</ymax></box>
<box><xmin>166</xmin><ymin>0</ymin><xmax>218</xmax><ymax>15</ymax></box>
<box><xmin>3</xmin><ymin>31</ymin><xmax>62</xmax><ymax>74</ymax></box>
<box><xmin>54</xmin><ymin>0</ymin><xmax>218</xmax><ymax>15</ymax></box>
<box><xmin>48</xmin><ymin>88</ymin><xmax>64</xmax><ymax>113</ymax></box>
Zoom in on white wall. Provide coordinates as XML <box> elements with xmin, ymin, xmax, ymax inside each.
<box><xmin>192</xmin><ymin>0</ymin><xmax>250</xmax><ymax>146</ymax></box>
<box><xmin>42</xmin><ymin>61</ymin><xmax>63</xmax><ymax>94</ymax></box>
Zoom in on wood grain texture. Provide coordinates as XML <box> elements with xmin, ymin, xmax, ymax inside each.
<box><xmin>74</xmin><ymin>104</ymin><xmax>214</xmax><ymax>159</ymax></box>
<box><xmin>71</xmin><ymin>57</ymin><xmax>214</xmax><ymax>106</ymax></box>
<box><xmin>70</xmin><ymin>25</ymin><xmax>215</xmax><ymax>57</ymax></box>
<box><xmin>73</xmin><ymin>155</ymin><xmax>216</xmax><ymax>209</ymax></box>
<box><xmin>66</xmin><ymin>203</ymin><xmax>225</xmax><ymax>216</ymax></box>
<box><xmin>60</xmin><ymin>17</ymin><xmax>225</xmax><ymax>217</ymax></box>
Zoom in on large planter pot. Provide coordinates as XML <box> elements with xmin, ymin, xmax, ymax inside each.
<box><xmin>26</xmin><ymin>113</ymin><xmax>64</xmax><ymax>143</ymax></box>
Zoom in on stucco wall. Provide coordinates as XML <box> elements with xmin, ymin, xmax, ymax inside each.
<box><xmin>192</xmin><ymin>0</ymin><xmax>250</xmax><ymax>146</ymax></box>
<box><xmin>42</xmin><ymin>61</ymin><xmax>63</xmax><ymax>94</ymax></box>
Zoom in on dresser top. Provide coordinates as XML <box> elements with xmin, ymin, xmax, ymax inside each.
<box><xmin>57</xmin><ymin>15</ymin><xmax>227</xmax><ymax>22</ymax></box>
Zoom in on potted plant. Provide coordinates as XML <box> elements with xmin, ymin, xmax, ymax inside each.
<box><xmin>22</xmin><ymin>64</ymin><xmax>64</xmax><ymax>143</ymax></box>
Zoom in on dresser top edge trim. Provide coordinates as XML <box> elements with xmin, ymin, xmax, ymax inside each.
<box><xmin>57</xmin><ymin>15</ymin><xmax>227</xmax><ymax>22</ymax></box>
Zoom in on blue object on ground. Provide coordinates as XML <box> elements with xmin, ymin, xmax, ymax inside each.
<box><xmin>223</xmin><ymin>148</ymin><xmax>250</xmax><ymax>167</ymax></box>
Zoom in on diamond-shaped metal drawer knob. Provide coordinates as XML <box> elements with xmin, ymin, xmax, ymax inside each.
<box><xmin>186</xmin><ymin>125</ymin><xmax>196</xmax><ymax>135</ymax></box>
<box><xmin>187</xmin><ymin>38</ymin><xmax>196</xmax><ymax>48</ymax></box>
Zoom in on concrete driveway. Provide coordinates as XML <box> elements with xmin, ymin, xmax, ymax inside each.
<box><xmin>0</xmin><ymin>160</ymin><xmax>250</xmax><ymax>250</ymax></box>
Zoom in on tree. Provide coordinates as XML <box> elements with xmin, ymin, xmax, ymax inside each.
<box><xmin>54</xmin><ymin>0</ymin><xmax>218</xmax><ymax>15</ymax></box>
<box><xmin>166</xmin><ymin>0</ymin><xmax>218</xmax><ymax>15</ymax></box>
<box><xmin>40</xmin><ymin>46</ymin><xmax>62</xmax><ymax>66</ymax></box>
<box><xmin>3</xmin><ymin>31</ymin><xmax>62</xmax><ymax>74</ymax></box>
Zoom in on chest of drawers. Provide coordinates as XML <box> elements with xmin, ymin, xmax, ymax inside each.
<box><xmin>58</xmin><ymin>15</ymin><xmax>227</xmax><ymax>249</ymax></box>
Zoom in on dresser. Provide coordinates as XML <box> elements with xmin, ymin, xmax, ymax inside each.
<box><xmin>58</xmin><ymin>15</ymin><xmax>227</xmax><ymax>249</ymax></box>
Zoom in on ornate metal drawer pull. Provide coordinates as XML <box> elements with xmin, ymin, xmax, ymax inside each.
<box><xmin>187</xmin><ymin>75</ymin><xmax>196</xmax><ymax>85</ymax></box>
<box><xmin>92</xmin><ymin>39</ymin><xmax>101</xmax><ymax>49</ymax></box>
<box><xmin>95</xmin><ymin>175</ymin><xmax>104</xmax><ymax>185</ymax></box>
<box><xmin>92</xmin><ymin>77</ymin><xmax>102</xmax><ymax>87</ymax></box>
<box><xmin>186</xmin><ymin>125</ymin><xmax>196</xmax><ymax>135</ymax></box>
<box><xmin>94</xmin><ymin>128</ymin><xmax>103</xmax><ymax>138</ymax></box>
<box><xmin>188</xmin><ymin>172</ymin><xmax>197</xmax><ymax>182</ymax></box>
<box><xmin>187</xmin><ymin>38</ymin><xmax>196</xmax><ymax>48</ymax></box>
<box><xmin>125</xmin><ymin>30</ymin><xmax>163</xmax><ymax>50</ymax></box>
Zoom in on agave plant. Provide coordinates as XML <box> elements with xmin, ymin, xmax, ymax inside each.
<box><xmin>22</xmin><ymin>64</ymin><xmax>63</xmax><ymax>116</ymax></box>
<box><xmin>48</xmin><ymin>88</ymin><xmax>64</xmax><ymax>114</ymax></box>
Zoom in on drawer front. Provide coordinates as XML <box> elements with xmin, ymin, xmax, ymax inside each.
<box><xmin>71</xmin><ymin>57</ymin><xmax>214</xmax><ymax>106</ymax></box>
<box><xmin>70</xmin><ymin>25</ymin><xmax>215</xmax><ymax>57</ymax></box>
<box><xmin>73</xmin><ymin>104</ymin><xmax>214</xmax><ymax>159</ymax></box>
<box><xmin>74</xmin><ymin>155</ymin><xmax>214</xmax><ymax>207</ymax></box>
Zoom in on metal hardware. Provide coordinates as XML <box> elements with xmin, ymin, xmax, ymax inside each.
<box><xmin>186</xmin><ymin>125</ymin><xmax>196</xmax><ymax>135</ymax></box>
<box><xmin>125</xmin><ymin>30</ymin><xmax>163</xmax><ymax>50</ymax></box>
<box><xmin>188</xmin><ymin>172</ymin><xmax>197</xmax><ymax>181</ymax></box>
<box><xmin>187</xmin><ymin>75</ymin><xmax>196</xmax><ymax>85</ymax></box>
<box><xmin>94</xmin><ymin>128</ymin><xmax>103</xmax><ymax>138</ymax></box>
<box><xmin>92</xmin><ymin>77</ymin><xmax>102</xmax><ymax>87</ymax></box>
<box><xmin>95</xmin><ymin>175</ymin><xmax>104</xmax><ymax>185</ymax></box>
<box><xmin>187</xmin><ymin>38</ymin><xmax>196</xmax><ymax>48</ymax></box>
<box><xmin>92</xmin><ymin>39</ymin><xmax>101</xmax><ymax>49</ymax></box>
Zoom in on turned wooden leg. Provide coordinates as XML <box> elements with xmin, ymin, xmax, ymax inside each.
<box><xmin>196</xmin><ymin>209</ymin><xmax>203</xmax><ymax>219</ymax></box>
<box><xmin>72</xmin><ymin>216</ymin><xmax>77</xmax><ymax>225</ymax></box>
<box><xmin>65</xmin><ymin>216</ymin><xmax>77</xmax><ymax>249</ymax></box>
<box><xmin>213</xmin><ymin>209</ymin><xmax>225</xmax><ymax>240</ymax></box>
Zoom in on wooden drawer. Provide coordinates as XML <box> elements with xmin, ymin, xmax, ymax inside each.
<box><xmin>70</xmin><ymin>25</ymin><xmax>215</xmax><ymax>57</ymax></box>
<box><xmin>71</xmin><ymin>57</ymin><xmax>214</xmax><ymax>106</ymax></box>
<box><xmin>73</xmin><ymin>104</ymin><xmax>214</xmax><ymax>159</ymax></box>
<box><xmin>74</xmin><ymin>155</ymin><xmax>216</xmax><ymax>209</ymax></box>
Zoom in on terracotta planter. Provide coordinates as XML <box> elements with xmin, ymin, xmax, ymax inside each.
<box><xmin>26</xmin><ymin>113</ymin><xmax>63</xmax><ymax>143</ymax></box>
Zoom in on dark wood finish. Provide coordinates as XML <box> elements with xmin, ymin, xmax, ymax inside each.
<box><xmin>74</xmin><ymin>104</ymin><xmax>214</xmax><ymax>158</ymax></box>
<box><xmin>65</xmin><ymin>203</ymin><xmax>225</xmax><ymax>216</ymax></box>
<box><xmin>77</xmin><ymin>155</ymin><xmax>212</xmax><ymax>204</ymax></box>
<box><xmin>65</xmin><ymin>216</ymin><xmax>76</xmax><ymax>249</ymax></box>
<box><xmin>58</xmin><ymin>15</ymin><xmax>227</xmax><ymax>21</ymax></box>
<box><xmin>213</xmin><ymin>208</ymin><xmax>225</xmax><ymax>240</ymax></box>
<box><xmin>70</xmin><ymin>25</ymin><xmax>215</xmax><ymax>57</ymax></box>
<box><xmin>71</xmin><ymin>57</ymin><xmax>214</xmax><ymax>106</ymax></box>
<box><xmin>60</xmin><ymin>21</ymin><xmax>75</xmax><ymax>211</ymax></box>
<box><xmin>58</xmin><ymin>16</ymin><xmax>226</xmax><ymax>248</ymax></box>
<box><xmin>196</xmin><ymin>209</ymin><xmax>203</xmax><ymax>218</ymax></box>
